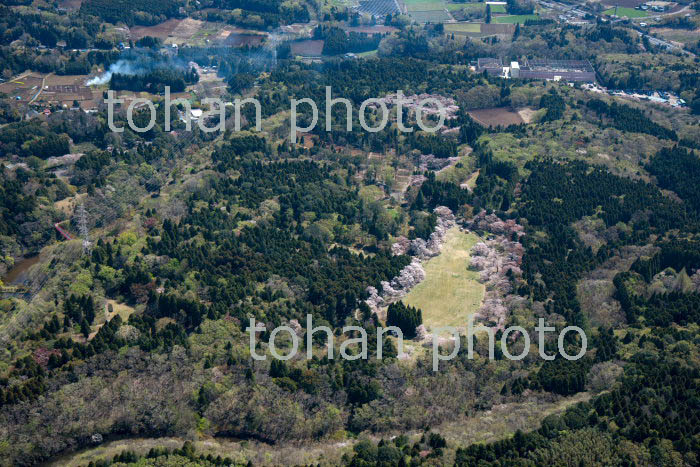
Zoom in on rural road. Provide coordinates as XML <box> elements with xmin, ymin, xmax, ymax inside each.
<box><xmin>537</xmin><ymin>0</ymin><xmax>694</xmax><ymax>55</ymax></box>
<box><xmin>29</xmin><ymin>73</ymin><xmax>52</xmax><ymax>104</ymax></box>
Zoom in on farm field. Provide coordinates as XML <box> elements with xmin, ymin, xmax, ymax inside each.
<box><xmin>444</xmin><ymin>22</ymin><xmax>515</xmax><ymax>35</ymax></box>
<box><xmin>650</xmin><ymin>27</ymin><xmax>700</xmax><ymax>47</ymax></box>
<box><xmin>42</xmin><ymin>74</ymin><xmax>99</xmax><ymax>108</ymax></box>
<box><xmin>467</xmin><ymin>107</ymin><xmax>525</xmax><ymax>127</ymax></box>
<box><xmin>0</xmin><ymin>73</ymin><xmax>44</xmax><ymax>104</ymax></box>
<box><xmin>129</xmin><ymin>18</ymin><xmax>183</xmax><ymax>40</ymax></box>
<box><xmin>493</xmin><ymin>14</ymin><xmax>540</xmax><ymax>23</ymax></box>
<box><xmin>598</xmin><ymin>0</ymin><xmax>645</xmax><ymax>6</ymax></box>
<box><xmin>446</xmin><ymin>1</ymin><xmax>485</xmax><ymax>11</ymax></box>
<box><xmin>481</xmin><ymin>23</ymin><xmax>515</xmax><ymax>33</ymax></box>
<box><xmin>445</xmin><ymin>22</ymin><xmax>482</xmax><ymax>33</ymax></box>
<box><xmin>358</xmin><ymin>0</ymin><xmax>401</xmax><ymax>16</ymax></box>
<box><xmin>290</xmin><ymin>39</ymin><xmax>325</xmax><ymax>56</ymax></box>
<box><xmin>0</xmin><ymin>73</ymin><xmax>104</xmax><ymax>110</ymax></box>
<box><xmin>407</xmin><ymin>0</ymin><xmax>443</xmax><ymax>10</ymax></box>
<box><xmin>403</xmin><ymin>227</ymin><xmax>484</xmax><ymax>331</ymax></box>
<box><xmin>410</xmin><ymin>10</ymin><xmax>452</xmax><ymax>22</ymax></box>
<box><xmin>403</xmin><ymin>0</ymin><xmax>443</xmax><ymax>5</ymax></box>
<box><xmin>404</xmin><ymin>0</ymin><xmax>452</xmax><ymax>22</ymax></box>
<box><xmin>341</xmin><ymin>25</ymin><xmax>399</xmax><ymax>33</ymax></box>
<box><xmin>603</xmin><ymin>6</ymin><xmax>648</xmax><ymax>17</ymax></box>
<box><xmin>128</xmin><ymin>18</ymin><xmax>262</xmax><ymax>46</ymax></box>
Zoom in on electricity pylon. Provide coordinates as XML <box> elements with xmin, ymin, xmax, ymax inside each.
<box><xmin>76</xmin><ymin>203</ymin><xmax>91</xmax><ymax>255</ymax></box>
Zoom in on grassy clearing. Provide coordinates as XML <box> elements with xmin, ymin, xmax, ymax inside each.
<box><xmin>357</xmin><ymin>49</ymin><xmax>378</xmax><ymax>57</ymax></box>
<box><xmin>490</xmin><ymin>4</ymin><xmax>506</xmax><ymax>12</ymax></box>
<box><xmin>465</xmin><ymin>170</ymin><xmax>479</xmax><ymax>190</ymax></box>
<box><xmin>403</xmin><ymin>227</ymin><xmax>484</xmax><ymax>330</ymax></box>
<box><xmin>603</xmin><ymin>7</ymin><xmax>647</xmax><ymax>17</ymax></box>
<box><xmin>359</xmin><ymin>185</ymin><xmax>385</xmax><ymax>202</ymax></box>
<box><xmin>494</xmin><ymin>14</ymin><xmax>540</xmax><ymax>23</ymax></box>
<box><xmin>436</xmin><ymin>149</ymin><xmax>474</xmax><ymax>185</ymax></box>
<box><xmin>104</xmin><ymin>300</ymin><xmax>136</xmax><ymax>322</ymax></box>
<box><xmin>445</xmin><ymin>22</ymin><xmax>482</xmax><ymax>32</ymax></box>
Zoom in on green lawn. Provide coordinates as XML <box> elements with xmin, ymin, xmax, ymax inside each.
<box><xmin>494</xmin><ymin>14</ymin><xmax>539</xmax><ymax>23</ymax></box>
<box><xmin>603</xmin><ymin>7</ymin><xmax>647</xmax><ymax>17</ymax></box>
<box><xmin>489</xmin><ymin>4</ymin><xmax>506</xmax><ymax>13</ymax></box>
<box><xmin>403</xmin><ymin>227</ymin><xmax>484</xmax><ymax>331</ymax></box>
<box><xmin>445</xmin><ymin>22</ymin><xmax>482</xmax><ymax>33</ymax></box>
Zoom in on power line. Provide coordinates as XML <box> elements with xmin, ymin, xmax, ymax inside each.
<box><xmin>76</xmin><ymin>203</ymin><xmax>92</xmax><ymax>255</ymax></box>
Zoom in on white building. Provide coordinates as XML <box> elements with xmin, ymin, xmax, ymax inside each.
<box><xmin>510</xmin><ymin>61</ymin><xmax>520</xmax><ymax>78</ymax></box>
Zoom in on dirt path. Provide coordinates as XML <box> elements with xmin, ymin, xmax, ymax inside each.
<box><xmin>29</xmin><ymin>73</ymin><xmax>49</xmax><ymax>104</ymax></box>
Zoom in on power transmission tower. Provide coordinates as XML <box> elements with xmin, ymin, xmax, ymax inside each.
<box><xmin>76</xmin><ymin>203</ymin><xmax>91</xmax><ymax>255</ymax></box>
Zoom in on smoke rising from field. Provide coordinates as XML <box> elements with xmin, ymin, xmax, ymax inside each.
<box><xmin>87</xmin><ymin>51</ymin><xmax>189</xmax><ymax>86</ymax></box>
<box><xmin>86</xmin><ymin>34</ymin><xmax>287</xmax><ymax>88</ymax></box>
<box><xmin>87</xmin><ymin>59</ymin><xmax>140</xmax><ymax>86</ymax></box>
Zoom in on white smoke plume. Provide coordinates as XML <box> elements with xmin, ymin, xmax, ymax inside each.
<box><xmin>87</xmin><ymin>59</ymin><xmax>141</xmax><ymax>86</ymax></box>
<box><xmin>86</xmin><ymin>51</ymin><xmax>190</xmax><ymax>86</ymax></box>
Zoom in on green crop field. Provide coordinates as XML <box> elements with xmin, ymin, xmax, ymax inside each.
<box><xmin>403</xmin><ymin>227</ymin><xmax>485</xmax><ymax>330</ymax></box>
<box><xmin>603</xmin><ymin>7</ymin><xmax>647</xmax><ymax>17</ymax></box>
<box><xmin>494</xmin><ymin>14</ymin><xmax>539</xmax><ymax>23</ymax></box>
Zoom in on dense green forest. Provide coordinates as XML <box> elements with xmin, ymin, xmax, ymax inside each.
<box><xmin>80</xmin><ymin>0</ymin><xmax>184</xmax><ymax>26</ymax></box>
<box><xmin>110</xmin><ymin>67</ymin><xmax>199</xmax><ymax>93</ymax></box>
